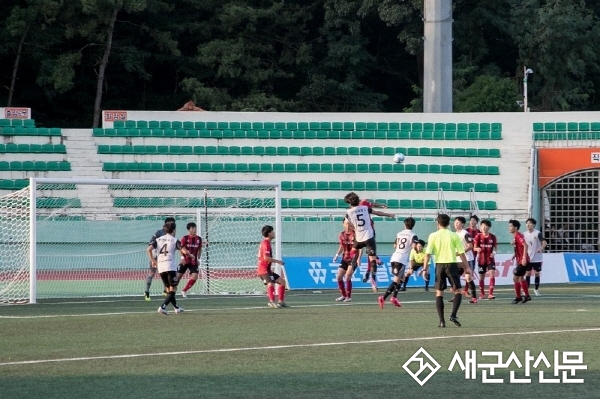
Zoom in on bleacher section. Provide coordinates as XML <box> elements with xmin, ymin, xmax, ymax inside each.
<box><xmin>533</xmin><ymin>122</ymin><xmax>600</xmax><ymax>140</ymax></box>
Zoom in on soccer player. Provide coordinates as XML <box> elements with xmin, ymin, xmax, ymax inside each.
<box><xmin>420</xmin><ymin>214</ymin><xmax>469</xmax><ymax>328</ymax></box>
<box><xmin>454</xmin><ymin>216</ymin><xmax>478</xmax><ymax>303</ymax></box>
<box><xmin>406</xmin><ymin>239</ymin><xmax>429</xmax><ymax>291</ymax></box>
<box><xmin>466</xmin><ymin>215</ymin><xmax>480</xmax><ymax>239</ymax></box>
<box><xmin>178</xmin><ymin>222</ymin><xmax>202</xmax><ymax>298</ymax></box>
<box><xmin>473</xmin><ymin>219</ymin><xmax>498</xmax><ymax>300</ymax></box>
<box><xmin>509</xmin><ymin>219</ymin><xmax>531</xmax><ymax>304</ymax></box>
<box><xmin>333</xmin><ymin>222</ymin><xmax>358</xmax><ymax>303</ymax></box>
<box><xmin>147</xmin><ymin>221</ymin><xmax>190</xmax><ymax>315</ymax></box>
<box><xmin>356</xmin><ymin>198</ymin><xmax>395</xmax><ymax>288</ymax></box>
<box><xmin>344</xmin><ymin>192</ymin><xmax>382</xmax><ymax>292</ymax></box>
<box><xmin>524</xmin><ymin>218</ymin><xmax>547</xmax><ymax>296</ymax></box>
<box><xmin>257</xmin><ymin>225</ymin><xmax>288</xmax><ymax>308</ymax></box>
<box><xmin>144</xmin><ymin>216</ymin><xmax>175</xmax><ymax>300</ymax></box>
<box><xmin>378</xmin><ymin>217</ymin><xmax>418</xmax><ymax>309</ymax></box>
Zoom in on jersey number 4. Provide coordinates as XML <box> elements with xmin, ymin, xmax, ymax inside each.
<box><xmin>159</xmin><ymin>244</ymin><xmax>169</xmax><ymax>256</ymax></box>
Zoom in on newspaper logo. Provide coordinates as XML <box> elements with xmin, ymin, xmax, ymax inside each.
<box><xmin>403</xmin><ymin>347</ymin><xmax>441</xmax><ymax>386</ymax></box>
<box><xmin>308</xmin><ymin>262</ymin><xmax>326</xmax><ymax>284</ymax></box>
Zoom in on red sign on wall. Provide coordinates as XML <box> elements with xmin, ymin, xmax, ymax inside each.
<box><xmin>103</xmin><ymin>110</ymin><xmax>128</xmax><ymax>122</ymax></box>
<box><xmin>5</xmin><ymin>108</ymin><xmax>30</xmax><ymax>119</ymax></box>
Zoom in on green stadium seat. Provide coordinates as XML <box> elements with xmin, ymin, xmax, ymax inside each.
<box><xmin>297</xmin><ymin>164</ymin><xmax>309</xmax><ymax>173</ymax></box>
<box><xmin>301</xmin><ymin>181</ymin><xmax>315</xmax><ymax>191</ymax></box>
<box><xmin>359</xmin><ymin>147</ymin><xmax>371</xmax><ymax>156</ymax></box>
<box><xmin>340</xmin><ymin>181</ymin><xmax>353</xmax><ymax>191</ymax></box>
<box><xmin>466</xmin><ymin>148</ymin><xmax>478</xmax><ymax>157</ymax></box>
<box><xmin>488</xmin><ymin>166</ymin><xmax>500</xmax><ymax>174</ymax></box>
<box><xmin>487</xmin><ymin>183</ymin><xmax>498</xmax><ymax>192</ymax></box>
<box><xmin>332</xmin><ymin>164</ymin><xmax>344</xmax><ymax>173</ymax></box>
<box><xmin>285</xmin><ymin>163</ymin><xmax>297</xmax><ymax>173</ymax></box>
<box><xmin>377</xmin><ymin>181</ymin><xmax>390</xmax><ymax>191</ymax></box>
<box><xmin>275</xmin><ymin>147</ymin><xmax>288</xmax><ymax>156</ymax></box>
<box><xmin>321</xmin><ymin>164</ymin><xmax>333</xmax><ymax>173</ymax></box>
<box><xmin>447</xmin><ymin>200</ymin><xmax>460</xmax><ymax>209</ymax></box>
<box><xmin>138</xmin><ymin>163</ymin><xmax>152</xmax><ymax>172</ymax></box>
<box><xmin>121</xmin><ymin>145</ymin><xmax>133</xmax><ymax>154</ymax></box>
<box><xmin>103</xmin><ymin>162</ymin><xmax>115</xmax><ymax>171</ymax></box>
<box><xmin>439</xmin><ymin>182</ymin><xmax>450</xmax><ymax>191</ymax></box>
<box><xmin>416</xmin><ymin>164</ymin><xmax>429</xmax><ymax>174</ymax></box>
<box><xmin>211</xmin><ymin>163</ymin><xmax>224</xmax><ymax>172</ymax></box>
<box><xmin>414</xmin><ymin>182</ymin><xmax>426</xmax><ymax>191</ymax></box>
<box><xmin>157</xmin><ymin>145</ymin><xmax>169</xmax><ymax>155</ymax></box>
<box><xmin>328</xmin><ymin>181</ymin><xmax>340</xmax><ymax>191</ymax></box>
<box><xmin>114</xmin><ymin>121</ymin><xmax>125</xmax><ymax>128</ymax></box>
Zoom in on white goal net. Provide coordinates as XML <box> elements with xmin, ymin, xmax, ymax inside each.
<box><xmin>0</xmin><ymin>178</ymin><xmax>281</xmax><ymax>303</ymax></box>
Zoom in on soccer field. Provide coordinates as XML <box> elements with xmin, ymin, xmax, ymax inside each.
<box><xmin>1</xmin><ymin>284</ymin><xmax>599</xmax><ymax>399</ymax></box>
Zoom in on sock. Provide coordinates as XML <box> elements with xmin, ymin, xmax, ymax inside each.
<box><xmin>364</xmin><ymin>271</ymin><xmax>371</xmax><ymax>280</ymax></box>
<box><xmin>267</xmin><ymin>285</ymin><xmax>275</xmax><ymax>302</ymax></box>
<box><xmin>370</xmin><ymin>260</ymin><xmax>377</xmax><ymax>281</ymax></box>
<box><xmin>170</xmin><ymin>292</ymin><xmax>177</xmax><ymax>308</ymax></box>
<box><xmin>425</xmin><ymin>273</ymin><xmax>430</xmax><ymax>289</ymax></box>
<box><xmin>469</xmin><ymin>281</ymin><xmax>477</xmax><ymax>298</ymax></box>
<box><xmin>479</xmin><ymin>278</ymin><xmax>485</xmax><ymax>295</ymax></box>
<box><xmin>393</xmin><ymin>281</ymin><xmax>401</xmax><ymax>297</ymax></box>
<box><xmin>436</xmin><ymin>296</ymin><xmax>444</xmax><ymax>322</ymax></box>
<box><xmin>337</xmin><ymin>280</ymin><xmax>347</xmax><ymax>297</ymax></box>
<box><xmin>145</xmin><ymin>275</ymin><xmax>153</xmax><ymax>293</ymax></box>
<box><xmin>183</xmin><ymin>279</ymin><xmax>196</xmax><ymax>292</ymax></box>
<box><xmin>346</xmin><ymin>280</ymin><xmax>352</xmax><ymax>298</ymax></box>
<box><xmin>535</xmin><ymin>276</ymin><xmax>540</xmax><ymax>290</ymax></box>
<box><xmin>451</xmin><ymin>293</ymin><xmax>462</xmax><ymax>317</ymax></box>
<box><xmin>162</xmin><ymin>292</ymin><xmax>173</xmax><ymax>308</ymax></box>
<box><xmin>514</xmin><ymin>282</ymin><xmax>522</xmax><ymax>298</ymax></box>
<box><xmin>383</xmin><ymin>282</ymin><xmax>397</xmax><ymax>300</ymax></box>
<box><xmin>277</xmin><ymin>285</ymin><xmax>285</xmax><ymax>301</ymax></box>
<box><xmin>489</xmin><ymin>277</ymin><xmax>496</xmax><ymax>296</ymax></box>
<box><xmin>402</xmin><ymin>279</ymin><xmax>408</xmax><ymax>289</ymax></box>
<box><xmin>525</xmin><ymin>276</ymin><xmax>531</xmax><ymax>287</ymax></box>
<box><xmin>521</xmin><ymin>280</ymin><xmax>530</xmax><ymax>297</ymax></box>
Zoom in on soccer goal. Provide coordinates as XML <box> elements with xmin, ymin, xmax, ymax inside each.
<box><xmin>0</xmin><ymin>178</ymin><xmax>281</xmax><ymax>304</ymax></box>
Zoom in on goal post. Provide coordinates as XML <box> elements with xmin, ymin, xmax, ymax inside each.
<box><xmin>0</xmin><ymin>177</ymin><xmax>281</xmax><ymax>304</ymax></box>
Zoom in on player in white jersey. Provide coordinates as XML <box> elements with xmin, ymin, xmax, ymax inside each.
<box><xmin>344</xmin><ymin>192</ymin><xmax>381</xmax><ymax>291</ymax></box>
<box><xmin>147</xmin><ymin>221</ymin><xmax>191</xmax><ymax>315</ymax></box>
<box><xmin>378</xmin><ymin>217</ymin><xmax>418</xmax><ymax>309</ymax></box>
<box><xmin>452</xmin><ymin>216</ymin><xmax>478</xmax><ymax>303</ymax></box>
<box><xmin>524</xmin><ymin>218</ymin><xmax>547</xmax><ymax>296</ymax></box>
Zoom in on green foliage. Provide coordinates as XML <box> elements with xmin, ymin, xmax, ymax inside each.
<box><xmin>455</xmin><ymin>75</ymin><xmax>520</xmax><ymax>112</ymax></box>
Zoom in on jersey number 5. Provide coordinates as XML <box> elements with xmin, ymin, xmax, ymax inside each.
<box><xmin>356</xmin><ymin>213</ymin><xmax>366</xmax><ymax>227</ymax></box>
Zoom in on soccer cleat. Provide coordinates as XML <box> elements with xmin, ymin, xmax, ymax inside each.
<box><xmin>181</xmin><ymin>290</ymin><xmax>188</xmax><ymax>298</ymax></box>
<box><xmin>144</xmin><ymin>292</ymin><xmax>151</xmax><ymax>301</ymax></box>
<box><xmin>512</xmin><ymin>297</ymin><xmax>523</xmax><ymax>304</ymax></box>
<box><xmin>157</xmin><ymin>306</ymin><xmax>168</xmax><ymax>315</ymax></box>
<box><xmin>335</xmin><ymin>296</ymin><xmax>346</xmax><ymax>302</ymax></box>
<box><xmin>534</xmin><ymin>289</ymin><xmax>540</xmax><ymax>297</ymax></box>
<box><xmin>343</xmin><ymin>297</ymin><xmax>352</xmax><ymax>303</ymax></box>
<box><xmin>522</xmin><ymin>296</ymin><xmax>532</xmax><ymax>304</ymax></box>
<box><xmin>479</xmin><ymin>292</ymin><xmax>486</xmax><ymax>300</ymax></box>
<box><xmin>448</xmin><ymin>297</ymin><xmax>454</xmax><ymax>303</ymax></box>
<box><xmin>438</xmin><ymin>321</ymin><xmax>446</xmax><ymax>328</ymax></box>
<box><xmin>469</xmin><ymin>298</ymin><xmax>477</xmax><ymax>304</ymax></box>
<box><xmin>487</xmin><ymin>295</ymin><xmax>496</xmax><ymax>300</ymax></box>
<box><xmin>390</xmin><ymin>297</ymin><xmax>402</xmax><ymax>307</ymax></box>
<box><xmin>277</xmin><ymin>302</ymin><xmax>289</xmax><ymax>308</ymax></box>
<box><xmin>268</xmin><ymin>301</ymin><xmax>278</xmax><ymax>308</ymax></box>
<box><xmin>424</xmin><ymin>288</ymin><xmax>429</xmax><ymax>292</ymax></box>
<box><xmin>449</xmin><ymin>316</ymin><xmax>462</xmax><ymax>327</ymax></box>
<box><xmin>378</xmin><ymin>295</ymin><xmax>385</xmax><ymax>309</ymax></box>
<box><xmin>174</xmin><ymin>307</ymin><xmax>184</xmax><ymax>314</ymax></box>
<box><xmin>399</xmin><ymin>287</ymin><xmax>406</xmax><ymax>292</ymax></box>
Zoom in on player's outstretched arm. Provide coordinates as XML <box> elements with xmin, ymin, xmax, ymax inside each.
<box><xmin>371</xmin><ymin>210</ymin><xmax>394</xmax><ymax>218</ymax></box>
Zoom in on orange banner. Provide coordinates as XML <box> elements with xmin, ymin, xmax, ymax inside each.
<box><xmin>538</xmin><ymin>148</ymin><xmax>600</xmax><ymax>188</ymax></box>
<box><xmin>103</xmin><ymin>110</ymin><xmax>128</xmax><ymax>122</ymax></box>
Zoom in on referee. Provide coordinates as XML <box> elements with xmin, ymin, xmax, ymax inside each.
<box><xmin>421</xmin><ymin>214</ymin><xmax>470</xmax><ymax>328</ymax></box>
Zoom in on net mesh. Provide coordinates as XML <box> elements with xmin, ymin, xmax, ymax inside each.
<box><xmin>0</xmin><ymin>180</ymin><xmax>278</xmax><ymax>302</ymax></box>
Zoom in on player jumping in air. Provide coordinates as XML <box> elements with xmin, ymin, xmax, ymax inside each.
<box><xmin>257</xmin><ymin>225</ymin><xmax>288</xmax><ymax>308</ymax></box>
<box><xmin>344</xmin><ymin>192</ymin><xmax>383</xmax><ymax>293</ymax></box>
<box><xmin>147</xmin><ymin>221</ymin><xmax>190</xmax><ymax>315</ymax></box>
<box><xmin>379</xmin><ymin>217</ymin><xmax>418</xmax><ymax>309</ymax></box>
<box><xmin>509</xmin><ymin>219</ymin><xmax>531</xmax><ymax>304</ymax></box>
<box><xmin>524</xmin><ymin>218</ymin><xmax>547</xmax><ymax>296</ymax></box>
<box><xmin>355</xmin><ymin>198</ymin><xmax>394</xmax><ymax>290</ymax></box>
<box><xmin>144</xmin><ymin>216</ymin><xmax>175</xmax><ymax>300</ymax></box>
<box><xmin>473</xmin><ymin>219</ymin><xmax>498</xmax><ymax>300</ymax></box>
<box><xmin>333</xmin><ymin>222</ymin><xmax>360</xmax><ymax>303</ymax></box>
<box><xmin>178</xmin><ymin>222</ymin><xmax>202</xmax><ymax>298</ymax></box>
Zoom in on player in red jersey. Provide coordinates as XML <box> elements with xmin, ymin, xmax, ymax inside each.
<box><xmin>333</xmin><ymin>222</ymin><xmax>360</xmax><ymax>303</ymax></box>
<box><xmin>473</xmin><ymin>219</ymin><xmax>498</xmax><ymax>300</ymax></box>
<box><xmin>358</xmin><ymin>198</ymin><xmax>394</xmax><ymax>286</ymax></box>
<box><xmin>466</xmin><ymin>215</ymin><xmax>480</xmax><ymax>240</ymax></box>
<box><xmin>509</xmin><ymin>219</ymin><xmax>531</xmax><ymax>304</ymax></box>
<box><xmin>177</xmin><ymin>222</ymin><xmax>202</xmax><ymax>298</ymax></box>
<box><xmin>257</xmin><ymin>225</ymin><xmax>287</xmax><ymax>308</ymax></box>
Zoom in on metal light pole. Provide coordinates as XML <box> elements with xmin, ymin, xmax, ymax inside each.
<box><xmin>523</xmin><ymin>66</ymin><xmax>533</xmax><ymax>112</ymax></box>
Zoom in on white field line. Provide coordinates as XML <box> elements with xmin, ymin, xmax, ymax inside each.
<box><xmin>1</xmin><ymin>327</ymin><xmax>599</xmax><ymax>367</ymax></box>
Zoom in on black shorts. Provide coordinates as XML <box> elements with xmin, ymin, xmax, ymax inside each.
<box><xmin>160</xmin><ymin>271</ymin><xmax>179</xmax><ymax>288</ymax></box>
<box><xmin>338</xmin><ymin>260</ymin><xmax>353</xmax><ymax>271</ymax></box>
<box><xmin>390</xmin><ymin>262</ymin><xmax>406</xmax><ymax>277</ymax></box>
<box><xmin>529</xmin><ymin>262</ymin><xmax>542</xmax><ymax>272</ymax></box>
<box><xmin>353</xmin><ymin>237</ymin><xmax>377</xmax><ymax>257</ymax></box>
<box><xmin>513</xmin><ymin>264</ymin><xmax>528</xmax><ymax>277</ymax></box>
<box><xmin>434</xmin><ymin>263</ymin><xmax>462</xmax><ymax>291</ymax></box>
<box><xmin>258</xmin><ymin>273</ymin><xmax>280</xmax><ymax>285</ymax></box>
<box><xmin>409</xmin><ymin>264</ymin><xmax>423</xmax><ymax>273</ymax></box>
<box><xmin>178</xmin><ymin>263</ymin><xmax>199</xmax><ymax>274</ymax></box>
<box><xmin>478</xmin><ymin>264</ymin><xmax>496</xmax><ymax>274</ymax></box>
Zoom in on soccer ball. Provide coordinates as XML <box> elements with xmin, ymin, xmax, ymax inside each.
<box><xmin>393</xmin><ymin>153</ymin><xmax>405</xmax><ymax>164</ymax></box>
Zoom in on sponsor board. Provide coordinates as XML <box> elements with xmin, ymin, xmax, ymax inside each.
<box><xmin>103</xmin><ymin>110</ymin><xmax>128</xmax><ymax>122</ymax></box>
<box><xmin>563</xmin><ymin>253</ymin><xmax>600</xmax><ymax>283</ymax></box>
<box><xmin>3</xmin><ymin>107</ymin><xmax>30</xmax><ymax>119</ymax></box>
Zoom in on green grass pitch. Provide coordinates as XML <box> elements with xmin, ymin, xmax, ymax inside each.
<box><xmin>1</xmin><ymin>284</ymin><xmax>599</xmax><ymax>399</ymax></box>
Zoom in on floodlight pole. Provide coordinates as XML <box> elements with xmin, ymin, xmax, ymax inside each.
<box><xmin>523</xmin><ymin>66</ymin><xmax>531</xmax><ymax>112</ymax></box>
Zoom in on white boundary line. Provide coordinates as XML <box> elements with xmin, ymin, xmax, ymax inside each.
<box><xmin>1</xmin><ymin>327</ymin><xmax>599</xmax><ymax>367</ymax></box>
